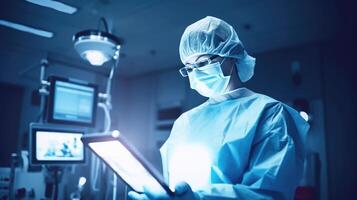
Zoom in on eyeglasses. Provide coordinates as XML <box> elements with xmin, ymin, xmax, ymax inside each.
<box><xmin>179</xmin><ymin>55</ymin><xmax>219</xmax><ymax>77</ymax></box>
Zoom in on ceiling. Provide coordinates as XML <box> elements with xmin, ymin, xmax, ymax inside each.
<box><xmin>0</xmin><ymin>0</ymin><xmax>339</xmax><ymax>81</ymax></box>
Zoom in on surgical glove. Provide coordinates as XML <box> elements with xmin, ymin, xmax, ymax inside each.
<box><xmin>128</xmin><ymin>182</ymin><xmax>198</xmax><ymax>200</ymax></box>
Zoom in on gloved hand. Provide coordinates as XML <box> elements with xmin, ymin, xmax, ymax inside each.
<box><xmin>128</xmin><ymin>182</ymin><xmax>199</xmax><ymax>200</ymax></box>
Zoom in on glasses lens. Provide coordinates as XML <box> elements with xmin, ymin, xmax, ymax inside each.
<box><xmin>193</xmin><ymin>55</ymin><xmax>220</xmax><ymax>69</ymax></box>
<box><xmin>209</xmin><ymin>55</ymin><xmax>219</xmax><ymax>62</ymax></box>
<box><xmin>179</xmin><ymin>56</ymin><xmax>220</xmax><ymax>77</ymax></box>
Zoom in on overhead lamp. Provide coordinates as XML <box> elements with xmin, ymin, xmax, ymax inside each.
<box><xmin>73</xmin><ymin>18</ymin><xmax>122</xmax><ymax>66</ymax></box>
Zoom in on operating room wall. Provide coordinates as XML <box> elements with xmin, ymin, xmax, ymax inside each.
<box><xmin>319</xmin><ymin>33</ymin><xmax>357</xmax><ymax>199</ymax></box>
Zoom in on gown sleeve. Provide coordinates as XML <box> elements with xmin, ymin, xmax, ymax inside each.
<box><xmin>195</xmin><ymin>103</ymin><xmax>310</xmax><ymax>200</ymax></box>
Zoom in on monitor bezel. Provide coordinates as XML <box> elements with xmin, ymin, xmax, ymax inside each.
<box><xmin>46</xmin><ymin>76</ymin><xmax>98</xmax><ymax>127</ymax></box>
<box><xmin>30</xmin><ymin>123</ymin><xmax>86</xmax><ymax>165</ymax></box>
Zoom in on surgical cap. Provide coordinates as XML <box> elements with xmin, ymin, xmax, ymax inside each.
<box><xmin>179</xmin><ymin>16</ymin><xmax>256</xmax><ymax>82</ymax></box>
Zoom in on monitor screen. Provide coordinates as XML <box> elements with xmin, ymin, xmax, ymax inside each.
<box><xmin>35</xmin><ymin>130</ymin><xmax>84</xmax><ymax>162</ymax></box>
<box><xmin>47</xmin><ymin>76</ymin><xmax>97</xmax><ymax>126</ymax></box>
<box><xmin>30</xmin><ymin>123</ymin><xmax>86</xmax><ymax>165</ymax></box>
<box><xmin>54</xmin><ymin>81</ymin><xmax>94</xmax><ymax>123</ymax></box>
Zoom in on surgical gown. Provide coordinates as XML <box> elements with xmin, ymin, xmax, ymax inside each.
<box><xmin>160</xmin><ymin>88</ymin><xmax>309</xmax><ymax>200</ymax></box>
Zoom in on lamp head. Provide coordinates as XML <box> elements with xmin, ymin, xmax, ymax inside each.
<box><xmin>73</xmin><ymin>30</ymin><xmax>121</xmax><ymax>66</ymax></box>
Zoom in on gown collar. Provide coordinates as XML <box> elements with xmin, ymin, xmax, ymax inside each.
<box><xmin>207</xmin><ymin>87</ymin><xmax>255</xmax><ymax>104</ymax></box>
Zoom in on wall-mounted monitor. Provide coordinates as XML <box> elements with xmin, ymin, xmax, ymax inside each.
<box><xmin>30</xmin><ymin>123</ymin><xmax>86</xmax><ymax>165</ymax></box>
<box><xmin>47</xmin><ymin>76</ymin><xmax>98</xmax><ymax>127</ymax></box>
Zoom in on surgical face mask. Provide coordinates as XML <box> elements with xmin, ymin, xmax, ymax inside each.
<box><xmin>188</xmin><ymin>61</ymin><xmax>230</xmax><ymax>97</ymax></box>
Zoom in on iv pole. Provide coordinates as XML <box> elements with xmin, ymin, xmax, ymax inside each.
<box><xmin>95</xmin><ymin>18</ymin><xmax>120</xmax><ymax>200</ymax></box>
<box><xmin>96</xmin><ymin>53</ymin><xmax>120</xmax><ymax>200</ymax></box>
<box><xmin>38</xmin><ymin>59</ymin><xmax>50</xmax><ymax>122</ymax></box>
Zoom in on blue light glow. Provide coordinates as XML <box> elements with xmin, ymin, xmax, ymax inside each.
<box><xmin>299</xmin><ymin>111</ymin><xmax>309</xmax><ymax>122</ymax></box>
<box><xmin>83</xmin><ymin>50</ymin><xmax>108</xmax><ymax>66</ymax></box>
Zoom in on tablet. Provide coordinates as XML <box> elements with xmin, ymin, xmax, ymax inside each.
<box><xmin>81</xmin><ymin>132</ymin><xmax>174</xmax><ymax>195</ymax></box>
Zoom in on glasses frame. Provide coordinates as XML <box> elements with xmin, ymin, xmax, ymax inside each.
<box><xmin>179</xmin><ymin>55</ymin><xmax>220</xmax><ymax>77</ymax></box>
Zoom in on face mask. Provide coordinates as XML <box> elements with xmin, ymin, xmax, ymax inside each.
<box><xmin>188</xmin><ymin>62</ymin><xmax>230</xmax><ymax>97</ymax></box>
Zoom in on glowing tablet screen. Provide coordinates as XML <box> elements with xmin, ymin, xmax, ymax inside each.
<box><xmin>88</xmin><ymin>141</ymin><xmax>164</xmax><ymax>193</ymax></box>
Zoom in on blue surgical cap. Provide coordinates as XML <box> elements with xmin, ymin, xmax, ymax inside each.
<box><xmin>179</xmin><ymin>16</ymin><xmax>256</xmax><ymax>82</ymax></box>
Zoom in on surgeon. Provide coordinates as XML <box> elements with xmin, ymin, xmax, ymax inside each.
<box><xmin>129</xmin><ymin>16</ymin><xmax>309</xmax><ymax>200</ymax></box>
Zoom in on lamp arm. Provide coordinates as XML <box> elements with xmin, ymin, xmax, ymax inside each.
<box><xmin>98</xmin><ymin>17</ymin><xmax>110</xmax><ymax>33</ymax></box>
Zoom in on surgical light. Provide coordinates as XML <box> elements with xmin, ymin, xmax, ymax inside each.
<box><xmin>83</xmin><ymin>50</ymin><xmax>107</xmax><ymax>66</ymax></box>
<box><xmin>73</xmin><ymin>18</ymin><xmax>122</xmax><ymax>66</ymax></box>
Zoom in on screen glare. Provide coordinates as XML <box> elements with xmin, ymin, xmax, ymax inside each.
<box><xmin>89</xmin><ymin>140</ymin><xmax>164</xmax><ymax>193</ymax></box>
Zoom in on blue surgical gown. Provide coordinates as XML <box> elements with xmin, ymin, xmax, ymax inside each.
<box><xmin>160</xmin><ymin>88</ymin><xmax>309</xmax><ymax>200</ymax></box>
